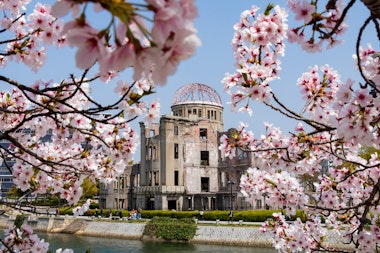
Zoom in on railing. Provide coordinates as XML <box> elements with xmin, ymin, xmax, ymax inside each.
<box><xmin>135</xmin><ymin>186</ymin><xmax>185</xmax><ymax>194</ymax></box>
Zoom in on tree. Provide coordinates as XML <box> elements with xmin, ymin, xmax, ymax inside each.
<box><xmin>0</xmin><ymin>0</ymin><xmax>199</xmax><ymax>252</ymax></box>
<box><xmin>2</xmin><ymin>0</ymin><xmax>380</xmax><ymax>253</ymax></box>
<box><xmin>81</xmin><ymin>177</ymin><xmax>99</xmax><ymax>200</ymax></box>
<box><xmin>220</xmin><ymin>1</ymin><xmax>380</xmax><ymax>252</ymax></box>
<box><xmin>7</xmin><ymin>186</ymin><xmax>24</xmax><ymax>199</ymax></box>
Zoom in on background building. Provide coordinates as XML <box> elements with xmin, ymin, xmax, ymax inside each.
<box><xmin>0</xmin><ymin>138</ymin><xmax>15</xmax><ymax>198</ymax></box>
<box><xmin>99</xmin><ymin>163</ymin><xmax>140</xmax><ymax>210</ymax></box>
<box><xmin>0</xmin><ymin>129</ymin><xmax>52</xmax><ymax>199</ymax></box>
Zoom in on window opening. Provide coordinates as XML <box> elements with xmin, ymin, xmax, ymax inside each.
<box><xmin>201</xmin><ymin>177</ymin><xmax>209</xmax><ymax>192</ymax></box>
<box><xmin>174</xmin><ymin>143</ymin><xmax>179</xmax><ymax>159</ymax></box>
<box><xmin>200</xmin><ymin>128</ymin><xmax>207</xmax><ymax>140</ymax></box>
<box><xmin>200</xmin><ymin>151</ymin><xmax>209</xmax><ymax>165</ymax></box>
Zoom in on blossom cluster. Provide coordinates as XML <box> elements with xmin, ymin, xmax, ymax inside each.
<box><xmin>221</xmin><ymin>2</ymin><xmax>380</xmax><ymax>252</ymax></box>
<box><xmin>0</xmin><ymin>78</ymin><xmax>161</xmax><ymax>205</ymax></box>
<box><xmin>55</xmin><ymin>0</ymin><xmax>200</xmax><ymax>85</ymax></box>
<box><xmin>72</xmin><ymin>199</ymin><xmax>91</xmax><ymax>216</ymax></box>
<box><xmin>287</xmin><ymin>0</ymin><xmax>347</xmax><ymax>52</ymax></box>
<box><xmin>1</xmin><ymin>0</ymin><xmax>177</xmax><ymax>251</ymax></box>
<box><xmin>1</xmin><ymin>0</ymin><xmax>200</xmax><ymax>85</ymax></box>
<box><xmin>261</xmin><ymin>213</ymin><xmax>328</xmax><ymax>252</ymax></box>
<box><xmin>1</xmin><ymin>224</ymin><xmax>73</xmax><ymax>253</ymax></box>
<box><xmin>222</xmin><ymin>4</ymin><xmax>288</xmax><ymax>115</ymax></box>
<box><xmin>240</xmin><ymin>167</ymin><xmax>308</xmax><ymax>215</ymax></box>
<box><xmin>0</xmin><ymin>2</ymin><xmax>64</xmax><ymax>71</ymax></box>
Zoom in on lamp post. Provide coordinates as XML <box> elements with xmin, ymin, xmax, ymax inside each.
<box><xmin>227</xmin><ymin>180</ymin><xmax>235</xmax><ymax>211</ymax></box>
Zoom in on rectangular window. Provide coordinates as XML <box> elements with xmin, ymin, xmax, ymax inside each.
<box><xmin>153</xmin><ymin>146</ymin><xmax>157</xmax><ymax>160</ymax></box>
<box><xmin>200</xmin><ymin>151</ymin><xmax>209</xmax><ymax>165</ymax></box>
<box><xmin>154</xmin><ymin>172</ymin><xmax>159</xmax><ymax>185</ymax></box>
<box><xmin>220</xmin><ymin>172</ymin><xmax>226</xmax><ymax>188</ymax></box>
<box><xmin>200</xmin><ymin>128</ymin><xmax>207</xmax><ymax>139</ymax></box>
<box><xmin>193</xmin><ymin>108</ymin><xmax>197</xmax><ymax>114</ymax></box>
<box><xmin>201</xmin><ymin>177</ymin><xmax>209</xmax><ymax>192</ymax></box>
<box><xmin>150</xmin><ymin>130</ymin><xmax>155</xmax><ymax>137</ymax></box>
<box><xmin>147</xmin><ymin>146</ymin><xmax>153</xmax><ymax>160</ymax></box>
<box><xmin>211</xmin><ymin>110</ymin><xmax>216</xmax><ymax>120</ymax></box>
<box><xmin>174</xmin><ymin>125</ymin><xmax>178</xmax><ymax>136</ymax></box>
<box><xmin>174</xmin><ymin>143</ymin><xmax>179</xmax><ymax>159</ymax></box>
<box><xmin>174</xmin><ymin>110</ymin><xmax>182</xmax><ymax>117</ymax></box>
<box><xmin>198</xmin><ymin>109</ymin><xmax>202</xmax><ymax>118</ymax></box>
<box><xmin>237</xmin><ymin>149</ymin><xmax>247</xmax><ymax>160</ymax></box>
<box><xmin>174</xmin><ymin>170</ymin><xmax>179</xmax><ymax>186</ymax></box>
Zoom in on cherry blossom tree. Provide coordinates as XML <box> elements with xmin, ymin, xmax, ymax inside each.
<box><xmin>0</xmin><ymin>0</ymin><xmax>199</xmax><ymax>252</ymax></box>
<box><xmin>220</xmin><ymin>1</ymin><xmax>380</xmax><ymax>252</ymax></box>
<box><xmin>2</xmin><ymin>0</ymin><xmax>380</xmax><ymax>252</ymax></box>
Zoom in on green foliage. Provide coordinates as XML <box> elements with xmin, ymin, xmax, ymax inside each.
<box><xmin>358</xmin><ymin>146</ymin><xmax>380</xmax><ymax>161</ymax></box>
<box><xmin>140</xmin><ymin>210</ymin><xmax>199</xmax><ymax>219</ymax></box>
<box><xmin>144</xmin><ymin>216</ymin><xmax>197</xmax><ymax>241</ymax></box>
<box><xmin>58</xmin><ymin>206</ymin><xmax>73</xmax><ymax>215</ymax></box>
<box><xmin>14</xmin><ymin>214</ymin><xmax>26</xmax><ymax>229</ymax></box>
<box><xmin>294</xmin><ymin>210</ymin><xmax>307</xmax><ymax>222</ymax></box>
<box><xmin>89</xmin><ymin>202</ymin><xmax>99</xmax><ymax>209</ymax></box>
<box><xmin>57</xmin><ymin>208</ymin><xmax>306</xmax><ymax>223</ymax></box>
<box><xmin>201</xmin><ymin>209</ymin><xmax>284</xmax><ymax>222</ymax></box>
<box><xmin>137</xmin><ymin>209</ymin><xmax>306</xmax><ymax>222</ymax></box>
<box><xmin>7</xmin><ymin>186</ymin><xmax>24</xmax><ymax>198</ymax></box>
<box><xmin>81</xmin><ymin>177</ymin><xmax>99</xmax><ymax>200</ymax></box>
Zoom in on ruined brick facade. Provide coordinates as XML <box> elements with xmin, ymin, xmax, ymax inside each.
<box><xmin>100</xmin><ymin>83</ymin><xmax>264</xmax><ymax>211</ymax></box>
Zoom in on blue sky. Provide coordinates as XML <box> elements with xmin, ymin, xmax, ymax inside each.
<box><xmin>141</xmin><ymin>0</ymin><xmax>374</xmax><ymax>134</ymax></box>
<box><xmin>2</xmin><ymin>1</ymin><xmax>376</xmax><ymax>161</ymax></box>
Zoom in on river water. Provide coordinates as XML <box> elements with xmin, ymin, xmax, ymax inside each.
<box><xmin>38</xmin><ymin>233</ymin><xmax>277</xmax><ymax>253</ymax></box>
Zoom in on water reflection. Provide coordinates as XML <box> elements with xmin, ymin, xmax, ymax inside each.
<box><xmin>38</xmin><ymin>233</ymin><xmax>276</xmax><ymax>253</ymax></box>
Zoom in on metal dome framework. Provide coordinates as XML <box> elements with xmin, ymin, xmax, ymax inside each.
<box><xmin>172</xmin><ymin>83</ymin><xmax>222</xmax><ymax>106</ymax></box>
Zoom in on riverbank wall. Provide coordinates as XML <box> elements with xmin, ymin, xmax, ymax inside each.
<box><xmin>0</xmin><ymin>214</ymin><xmax>353</xmax><ymax>250</ymax></box>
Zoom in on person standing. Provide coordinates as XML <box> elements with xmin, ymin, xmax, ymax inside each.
<box><xmin>229</xmin><ymin>211</ymin><xmax>233</xmax><ymax>223</ymax></box>
<box><xmin>199</xmin><ymin>210</ymin><xmax>204</xmax><ymax>220</ymax></box>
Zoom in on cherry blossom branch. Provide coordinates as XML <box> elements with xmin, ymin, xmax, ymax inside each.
<box><xmin>267</xmin><ymin>92</ymin><xmax>335</xmax><ymax>132</ymax></box>
<box><xmin>321</xmin><ymin>0</ymin><xmax>356</xmax><ymax>39</ymax></box>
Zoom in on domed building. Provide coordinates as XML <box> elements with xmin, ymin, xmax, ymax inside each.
<box><xmin>132</xmin><ymin>83</ymin><xmax>257</xmax><ymax>211</ymax></box>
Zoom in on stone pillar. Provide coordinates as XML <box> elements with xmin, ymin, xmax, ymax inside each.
<box><xmin>155</xmin><ymin>195</ymin><xmax>167</xmax><ymax>210</ymax></box>
<box><xmin>177</xmin><ymin>196</ymin><xmax>183</xmax><ymax>211</ymax></box>
<box><xmin>136</xmin><ymin>194</ymin><xmax>146</xmax><ymax>210</ymax></box>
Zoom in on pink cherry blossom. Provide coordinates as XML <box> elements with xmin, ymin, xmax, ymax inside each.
<box><xmin>288</xmin><ymin>0</ymin><xmax>316</xmax><ymax>24</ymax></box>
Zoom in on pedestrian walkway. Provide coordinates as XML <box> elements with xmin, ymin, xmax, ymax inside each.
<box><xmin>195</xmin><ymin>219</ymin><xmax>262</xmax><ymax>226</ymax></box>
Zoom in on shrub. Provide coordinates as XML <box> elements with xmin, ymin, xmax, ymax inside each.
<box><xmin>201</xmin><ymin>209</ymin><xmax>282</xmax><ymax>222</ymax></box>
<box><xmin>14</xmin><ymin>214</ymin><xmax>26</xmax><ymax>228</ymax></box>
<box><xmin>140</xmin><ymin>210</ymin><xmax>198</xmax><ymax>219</ymax></box>
<box><xmin>58</xmin><ymin>207</ymin><xmax>73</xmax><ymax>215</ymax></box>
<box><xmin>144</xmin><ymin>216</ymin><xmax>197</xmax><ymax>241</ymax></box>
<box><xmin>89</xmin><ymin>202</ymin><xmax>99</xmax><ymax>209</ymax></box>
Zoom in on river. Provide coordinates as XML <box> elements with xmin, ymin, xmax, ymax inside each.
<box><xmin>38</xmin><ymin>233</ymin><xmax>277</xmax><ymax>253</ymax></box>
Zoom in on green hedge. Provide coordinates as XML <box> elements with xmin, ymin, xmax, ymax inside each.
<box><xmin>139</xmin><ymin>210</ymin><xmax>199</xmax><ymax>219</ymax></box>
<box><xmin>144</xmin><ymin>217</ymin><xmax>197</xmax><ymax>240</ymax></box>
<box><xmin>139</xmin><ymin>209</ymin><xmax>306</xmax><ymax>222</ymax></box>
<box><xmin>57</xmin><ymin>208</ymin><xmax>307</xmax><ymax>223</ymax></box>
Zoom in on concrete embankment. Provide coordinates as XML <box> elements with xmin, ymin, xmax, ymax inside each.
<box><xmin>0</xmin><ymin>215</ymin><xmax>353</xmax><ymax>250</ymax></box>
<box><xmin>0</xmin><ymin>214</ymin><xmax>273</xmax><ymax>247</ymax></box>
